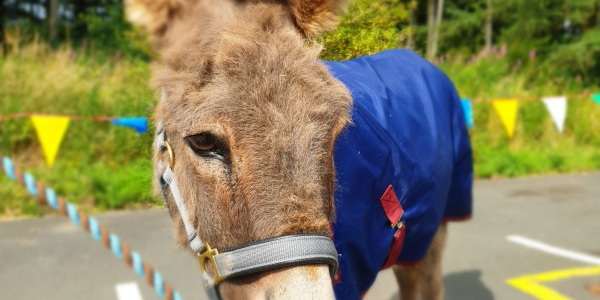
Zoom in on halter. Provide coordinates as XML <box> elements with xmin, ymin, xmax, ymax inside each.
<box><xmin>155</xmin><ymin>126</ymin><xmax>339</xmax><ymax>300</ymax></box>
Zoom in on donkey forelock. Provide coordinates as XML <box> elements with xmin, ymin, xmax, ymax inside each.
<box><xmin>131</xmin><ymin>0</ymin><xmax>352</xmax><ymax>253</ymax></box>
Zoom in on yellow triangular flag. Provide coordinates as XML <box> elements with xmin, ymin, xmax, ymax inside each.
<box><xmin>492</xmin><ymin>99</ymin><xmax>519</xmax><ymax>138</ymax></box>
<box><xmin>31</xmin><ymin>116</ymin><xmax>70</xmax><ymax>166</ymax></box>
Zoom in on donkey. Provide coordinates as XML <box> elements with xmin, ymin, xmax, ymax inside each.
<box><xmin>126</xmin><ymin>0</ymin><xmax>472</xmax><ymax>299</ymax></box>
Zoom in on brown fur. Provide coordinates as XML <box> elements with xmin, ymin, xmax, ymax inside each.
<box><xmin>127</xmin><ymin>0</ymin><xmax>447</xmax><ymax>299</ymax></box>
<box><xmin>125</xmin><ymin>0</ymin><xmax>185</xmax><ymax>41</ymax></box>
<box><xmin>125</xmin><ymin>0</ymin><xmax>349</xmax><ymax>45</ymax></box>
<box><xmin>287</xmin><ymin>0</ymin><xmax>350</xmax><ymax>39</ymax></box>
<box><xmin>393</xmin><ymin>223</ymin><xmax>447</xmax><ymax>300</ymax></box>
<box><xmin>144</xmin><ymin>0</ymin><xmax>352</xmax><ymax>251</ymax></box>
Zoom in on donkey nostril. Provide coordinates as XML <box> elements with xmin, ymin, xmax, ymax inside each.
<box><xmin>159</xmin><ymin>176</ymin><xmax>168</xmax><ymax>203</ymax></box>
<box><xmin>264</xmin><ymin>289</ymin><xmax>274</xmax><ymax>300</ymax></box>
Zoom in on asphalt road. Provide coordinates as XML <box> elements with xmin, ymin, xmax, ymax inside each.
<box><xmin>1</xmin><ymin>173</ymin><xmax>599</xmax><ymax>300</ymax></box>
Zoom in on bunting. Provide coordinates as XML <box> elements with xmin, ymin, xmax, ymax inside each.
<box><xmin>111</xmin><ymin>117</ymin><xmax>148</xmax><ymax>134</ymax></box>
<box><xmin>542</xmin><ymin>96</ymin><xmax>567</xmax><ymax>133</ymax></box>
<box><xmin>4</xmin><ymin>114</ymin><xmax>150</xmax><ymax>166</ymax></box>
<box><xmin>0</xmin><ymin>90</ymin><xmax>598</xmax><ymax>165</ymax></box>
<box><xmin>31</xmin><ymin>116</ymin><xmax>70</xmax><ymax>166</ymax></box>
<box><xmin>492</xmin><ymin>99</ymin><xmax>519</xmax><ymax>138</ymax></box>
<box><xmin>592</xmin><ymin>93</ymin><xmax>600</xmax><ymax>105</ymax></box>
<box><xmin>460</xmin><ymin>99</ymin><xmax>474</xmax><ymax>129</ymax></box>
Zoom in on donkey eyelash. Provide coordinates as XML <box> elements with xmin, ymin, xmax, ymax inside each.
<box><xmin>185</xmin><ymin>133</ymin><xmax>229</xmax><ymax>162</ymax></box>
<box><xmin>188</xmin><ymin>134</ymin><xmax>216</xmax><ymax>151</ymax></box>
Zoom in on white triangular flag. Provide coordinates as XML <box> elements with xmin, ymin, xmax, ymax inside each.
<box><xmin>542</xmin><ymin>96</ymin><xmax>567</xmax><ymax>133</ymax></box>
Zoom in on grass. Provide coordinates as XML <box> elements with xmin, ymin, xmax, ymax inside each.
<box><xmin>1</xmin><ymin>28</ymin><xmax>599</xmax><ymax>218</ymax></box>
<box><xmin>0</xmin><ymin>37</ymin><xmax>161</xmax><ymax>218</ymax></box>
<box><xmin>437</xmin><ymin>55</ymin><xmax>600</xmax><ymax>178</ymax></box>
<box><xmin>470</xmin><ymin>99</ymin><xmax>600</xmax><ymax>178</ymax></box>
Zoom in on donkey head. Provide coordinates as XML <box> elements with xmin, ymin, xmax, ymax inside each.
<box><xmin>127</xmin><ymin>0</ymin><xmax>352</xmax><ymax>298</ymax></box>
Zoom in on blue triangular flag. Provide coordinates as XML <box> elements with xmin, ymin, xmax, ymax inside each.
<box><xmin>592</xmin><ymin>93</ymin><xmax>600</xmax><ymax>105</ymax></box>
<box><xmin>460</xmin><ymin>99</ymin><xmax>474</xmax><ymax>129</ymax></box>
<box><xmin>112</xmin><ymin>117</ymin><xmax>148</xmax><ymax>134</ymax></box>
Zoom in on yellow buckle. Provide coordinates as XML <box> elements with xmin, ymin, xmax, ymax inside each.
<box><xmin>163</xmin><ymin>141</ymin><xmax>175</xmax><ymax>169</ymax></box>
<box><xmin>198</xmin><ymin>243</ymin><xmax>224</xmax><ymax>286</ymax></box>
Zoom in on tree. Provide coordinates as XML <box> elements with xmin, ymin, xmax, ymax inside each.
<box><xmin>426</xmin><ymin>0</ymin><xmax>435</xmax><ymax>57</ymax></box>
<box><xmin>432</xmin><ymin>0</ymin><xmax>490</xmax><ymax>55</ymax></box>
<box><xmin>485</xmin><ymin>0</ymin><xmax>492</xmax><ymax>50</ymax></box>
<box><xmin>70</xmin><ymin>0</ymin><xmax>90</xmax><ymax>38</ymax></box>
<box><xmin>0</xmin><ymin>0</ymin><xmax>5</xmax><ymax>56</ymax></box>
<box><xmin>585</xmin><ymin>1</ymin><xmax>598</xmax><ymax>29</ymax></box>
<box><xmin>430</xmin><ymin>0</ymin><xmax>444</xmax><ymax>58</ymax></box>
<box><xmin>426</xmin><ymin>0</ymin><xmax>445</xmax><ymax>59</ymax></box>
<box><xmin>47</xmin><ymin>0</ymin><xmax>58</xmax><ymax>41</ymax></box>
<box><xmin>406</xmin><ymin>0</ymin><xmax>416</xmax><ymax>49</ymax></box>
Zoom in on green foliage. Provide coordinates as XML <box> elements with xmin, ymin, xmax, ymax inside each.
<box><xmin>319</xmin><ymin>0</ymin><xmax>410</xmax><ymax>61</ymax></box>
<box><xmin>77</xmin><ymin>3</ymin><xmax>152</xmax><ymax>60</ymax></box>
<box><xmin>0</xmin><ymin>176</ymin><xmax>43</xmax><ymax>219</ymax></box>
<box><xmin>541</xmin><ymin>28</ymin><xmax>600</xmax><ymax>85</ymax></box>
<box><xmin>91</xmin><ymin>158</ymin><xmax>155</xmax><ymax>209</ymax></box>
<box><xmin>3</xmin><ymin>0</ymin><xmax>152</xmax><ymax>61</ymax></box>
<box><xmin>494</xmin><ymin>0</ymin><xmax>564</xmax><ymax>60</ymax></box>
<box><xmin>438</xmin><ymin>0</ymin><xmax>487</xmax><ymax>55</ymax></box>
<box><xmin>1</xmin><ymin>0</ymin><xmax>600</xmax><ymax>218</ymax></box>
<box><xmin>446</xmin><ymin>0</ymin><xmax>599</xmax><ymax>78</ymax></box>
<box><xmin>439</xmin><ymin>55</ymin><xmax>600</xmax><ymax>178</ymax></box>
<box><xmin>0</xmin><ymin>40</ymin><xmax>161</xmax><ymax>217</ymax></box>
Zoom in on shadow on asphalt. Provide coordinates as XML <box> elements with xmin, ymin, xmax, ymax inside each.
<box><xmin>385</xmin><ymin>270</ymin><xmax>494</xmax><ymax>300</ymax></box>
<box><xmin>443</xmin><ymin>270</ymin><xmax>494</xmax><ymax>300</ymax></box>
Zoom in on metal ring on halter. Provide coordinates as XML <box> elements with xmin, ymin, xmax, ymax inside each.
<box><xmin>198</xmin><ymin>243</ymin><xmax>224</xmax><ymax>286</ymax></box>
<box><xmin>164</xmin><ymin>141</ymin><xmax>175</xmax><ymax>169</ymax></box>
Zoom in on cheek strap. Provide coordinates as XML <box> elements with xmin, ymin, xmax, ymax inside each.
<box><xmin>155</xmin><ymin>126</ymin><xmax>339</xmax><ymax>300</ymax></box>
<box><xmin>157</xmin><ymin>129</ymin><xmax>206</xmax><ymax>254</ymax></box>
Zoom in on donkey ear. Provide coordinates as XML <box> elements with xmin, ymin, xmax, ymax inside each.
<box><xmin>125</xmin><ymin>0</ymin><xmax>185</xmax><ymax>38</ymax></box>
<box><xmin>287</xmin><ymin>0</ymin><xmax>350</xmax><ymax>39</ymax></box>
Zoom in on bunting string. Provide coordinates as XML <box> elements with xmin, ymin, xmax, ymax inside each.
<box><xmin>0</xmin><ymin>92</ymin><xmax>598</xmax><ymax>166</ymax></box>
<box><xmin>0</xmin><ymin>154</ymin><xmax>184</xmax><ymax>300</ymax></box>
<box><xmin>0</xmin><ymin>92</ymin><xmax>595</xmax><ymax>121</ymax></box>
<box><xmin>0</xmin><ymin>114</ymin><xmax>149</xmax><ymax>166</ymax></box>
<box><xmin>460</xmin><ymin>92</ymin><xmax>599</xmax><ymax>138</ymax></box>
<box><xmin>466</xmin><ymin>91</ymin><xmax>594</xmax><ymax>103</ymax></box>
<box><xmin>0</xmin><ymin>112</ymin><xmax>122</xmax><ymax>121</ymax></box>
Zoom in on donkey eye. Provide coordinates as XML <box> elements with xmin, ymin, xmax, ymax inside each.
<box><xmin>185</xmin><ymin>133</ymin><xmax>229</xmax><ymax>162</ymax></box>
<box><xmin>188</xmin><ymin>134</ymin><xmax>215</xmax><ymax>151</ymax></box>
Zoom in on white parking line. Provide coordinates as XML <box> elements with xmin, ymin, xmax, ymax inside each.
<box><xmin>116</xmin><ymin>282</ymin><xmax>143</xmax><ymax>300</ymax></box>
<box><xmin>507</xmin><ymin>235</ymin><xmax>600</xmax><ymax>265</ymax></box>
